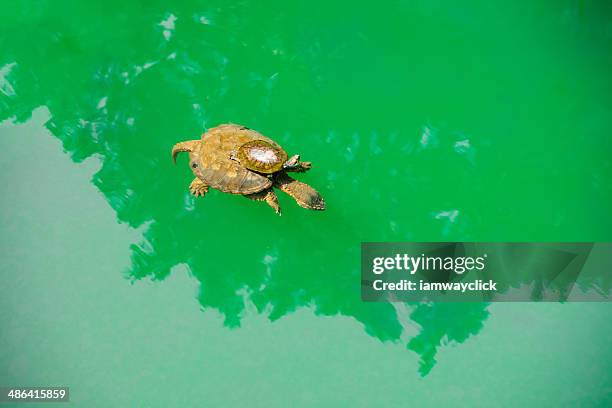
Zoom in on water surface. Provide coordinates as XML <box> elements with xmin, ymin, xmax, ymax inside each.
<box><xmin>1</xmin><ymin>1</ymin><xmax>611</xmax><ymax>406</ymax></box>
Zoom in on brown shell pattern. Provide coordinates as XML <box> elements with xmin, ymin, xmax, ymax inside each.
<box><xmin>237</xmin><ymin>140</ymin><xmax>288</xmax><ymax>174</ymax></box>
<box><xmin>192</xmin><ymin>124</ymin><xmax>276</xmax><ymax>194</ymax></box>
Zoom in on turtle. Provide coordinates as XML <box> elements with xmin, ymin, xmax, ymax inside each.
<box><xmin>172</xmin><ymin>124</ymin><xmax>325</xmax><ymax>215</ymax></box>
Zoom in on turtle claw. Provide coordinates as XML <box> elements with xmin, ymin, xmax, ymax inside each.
<box><xmin>298</xmin><ymin>161</ymin><xmax>312</xmax><ymax>171</ymax></box>
<box><xmin>189</xmin><ymin>178</ymin><xmax>209</xmax><ymax>198</ymax></box>
<box><xmin>285</xmin><ymin>161</ymin><xmax>311</xmax><ymax>173</ymax></box>
<box><xmin>244</xmin><ymin>188</ymin><xmax>281</xmax><ymax>215</ymax></box>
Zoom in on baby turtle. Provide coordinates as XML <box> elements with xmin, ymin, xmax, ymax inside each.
<box><xmin>172</xmin><ymin>124</ymin><xmax>325</xmax><ymax>215</ymax></box>
<box><xmin>230</xmin><ymin>140</ymin><xmax>304</xmax><ymax>174</ymax></box>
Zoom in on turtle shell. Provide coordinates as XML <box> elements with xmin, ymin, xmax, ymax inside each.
<box><xmin>237</xmin><ymin>140</ymin><xmax>288</xmax><ymax>174</ymax></box>
<box><xmin>189</xmin><ymin>124</ymin><xmax>276</xmax><ymax>195</ymax></box>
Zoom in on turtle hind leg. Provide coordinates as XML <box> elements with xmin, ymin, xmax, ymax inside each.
<box><xmin>274</xmin><ymin>172</ymin><xmax>325</xmax><ymax>211</ymax></box>
<box><xmin>244</xmin><ymin>188</ymin><xmax>282</xmax><ymax>215</ymax></box>
<box><xmin>189</xmin><ymin>178</ymin><xmax>209</xmax><ymax>198</ymax></box>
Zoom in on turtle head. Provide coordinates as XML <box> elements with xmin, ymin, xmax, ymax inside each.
<box><xmin>171</xmin><ymin>140</ymin><xmax>199</xmax><ymax>164</ymax></box>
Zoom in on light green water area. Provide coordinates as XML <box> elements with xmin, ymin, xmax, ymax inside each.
<box><xmin>1</xmin><ymin>1</ymin><xmax>611</xmax><ymax>406</ymax></box>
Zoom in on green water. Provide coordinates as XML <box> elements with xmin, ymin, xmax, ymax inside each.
<box><xmin>1</xmin><ymin>1</ymin><xmax>611</xmax><ymax>406</ymax></box>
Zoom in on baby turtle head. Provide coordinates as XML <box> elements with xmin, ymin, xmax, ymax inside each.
<box><xmin>237</xmin><ymin>140</ymin><xmax>288</xmax><ymax>174</ymax></box>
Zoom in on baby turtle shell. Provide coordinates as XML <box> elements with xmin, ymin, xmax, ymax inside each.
<box><xmin>237</xmin><ymin>140</ymin><xmax>288</xmax><ymax>174</ymax></box>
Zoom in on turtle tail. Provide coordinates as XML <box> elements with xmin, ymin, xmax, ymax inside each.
<box><xmin>171</xmin><ymin>140</ymin><xmax>199</xmax><ymax>164</ymax></box>
<box><xmin>274</xmin><ymin>172</ymin><xmax>326</xmax><ymax>210</ymax></box>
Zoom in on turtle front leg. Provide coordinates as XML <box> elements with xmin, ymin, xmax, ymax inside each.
<box><xmin>189</xmin><ymin>178</ymin><xmax>209</xmax><ymax>198</ymax></box>
<box><xmin>244</xmin><ymin>188</ymin><xmax>282</xmax><ymax>215</ymax></box>
<box><xmin>293</xmin><ymin>161</ymin><xmax>312</xmax><ymax>172</ymax></box>
<box><xmin>283</xmin><ymin>154</ymin><xmax>312</xmax><ymax>173</ymax></box>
